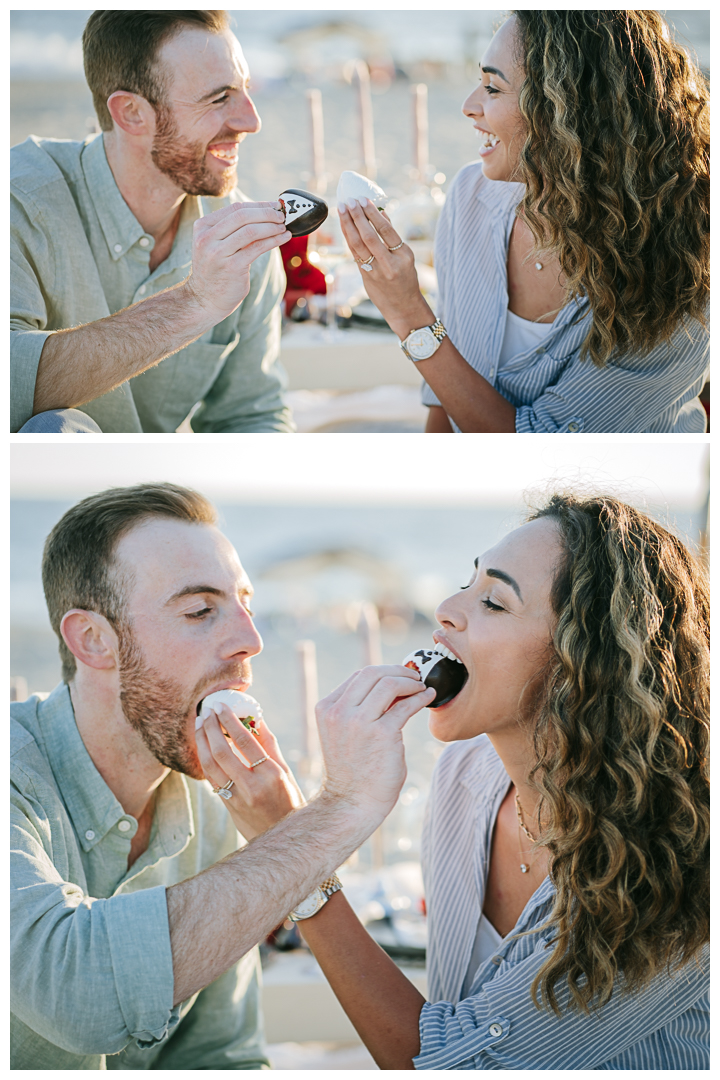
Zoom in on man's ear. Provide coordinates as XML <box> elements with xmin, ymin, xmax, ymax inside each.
<box><xmin>106</xmin><ymin>90</ymin><xmax>156</xmax><ymax>137</ymax></box>
<box><xmin>60</xmin><ymin>610</ymin><xmax>119</xmax><ymax>671</ymax></box>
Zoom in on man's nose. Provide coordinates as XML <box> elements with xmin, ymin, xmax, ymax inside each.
<box><xmin>223</xmin><ymin>602</ymin><xmax>263</xmax><ymax>659</ymax></box>
<box><xmin>229</xmin><ymin>91</ymin><xmax>261</xmax><ymax>135</ymax></box>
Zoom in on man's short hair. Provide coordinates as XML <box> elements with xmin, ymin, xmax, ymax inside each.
<box><xmin>42</xmin><ymin>482</ymin><xmax>217</xmax><ymax>682</ymax></box>
<box><xmin>82</xmin><ymin>10</ymin><xmax>230</xmax><ymax>131</ymax></box>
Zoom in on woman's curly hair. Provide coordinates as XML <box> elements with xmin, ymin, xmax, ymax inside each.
<box><xmin>509</xmin><ymin>11</ymin><xmax>709</xmax><ymax>367</ymax></box>
<box><xmin>525</xmin><ymin>493</ymin><xmax>709</xmax><ymax>1014</ymax></box>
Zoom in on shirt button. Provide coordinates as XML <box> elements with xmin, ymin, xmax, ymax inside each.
<box><xmin>489</xmin><ymin>1023</ymin><xmax>504</xmax><ymax>1037</ymax></box>
<box><xmin>138</xmin><ymin>285</ymin><xmax>146</xmax><ymax>295</ymax></box>
<box><xmin>118</xmin><ymin>820</ymin><xmax>132</xmax><ymax>832</ymax></box>
<box><xmin>535</xmin><ymin>347</ymin><xmax>545</xmax><ymax>355</ymax></box>
<box><xmin>85</xmin><ymin>830</ymin><xmax>96</xmax><ymax>841</ymax></box>
<box><xmin>113</xmin><ymin>244</ymin><xmax>122</xmax><ymax>253</ymax></box>
<box><xmin>489</xmin><ymin>367</ymin><xmax>495</xmax><ymax>378</ymax></box>
<box><xmin>139</xmin><ymin>237</ymin><xmax>150</xmax><ymax>247</ymax></box>
<box><xmin>568</xmin><ymin>421</ymin><xmax>580</xmax><ymax>432</ymax></box>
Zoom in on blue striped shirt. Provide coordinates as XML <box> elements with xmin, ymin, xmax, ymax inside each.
<box><xmin>424</xmin><ymin>164</ymin><xmax>709</xmax><ymax>432</ymax></box>
<box><xmin>415</xmin><ymin>735</ymin><xmax>709</xmax><ymax>1070</ymax></box>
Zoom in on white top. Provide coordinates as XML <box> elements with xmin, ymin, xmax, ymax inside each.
<box><xmin>498</xmin><ymin>308</ymin><xmax>555</xmax><ymax>368</ymax></box>
<box><xmin>460</xmin><ymin>913</ymin><xmax>503</xmax><ymax>999</ymax></box>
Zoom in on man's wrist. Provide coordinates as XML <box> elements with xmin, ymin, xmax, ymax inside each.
<box><xmin>176</xmin><ymin>278</ymin><xmax>228</xmax><ymax>335</ymax></box>
<box><xmin>313</xmin><ymin>789</ymin><xmax>386</xmax><ymax>836</ymax></box>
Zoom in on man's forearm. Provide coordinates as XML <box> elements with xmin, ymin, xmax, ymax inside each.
<box><xmin>32</xmin><ymin>281</ymin><xmax>215</xmax><ymax>414</ymax></box>
<box><xmin>166</xmin><ymin>793</ymin><xmax>378</xmax><ymax>1006</ymax></box>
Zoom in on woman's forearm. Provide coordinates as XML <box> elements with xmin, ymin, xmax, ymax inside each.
<box><xmin>299</xmin><ymin>891</ymin><xmax>424</xmax><ymax>1070</ymax></box>
<box><xmin>425</xmin><ymin>405</ymin><xmax>454</xmax><ymax>432</ymax></box>
<box><xmin>411</xmin><ymin>336</ymin><xmax>517</xmax><ymax>433</ymax></box>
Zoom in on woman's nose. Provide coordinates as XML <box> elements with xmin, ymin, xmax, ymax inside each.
<box><xmin>435</xmin><ymin>592</ymin><xmax>467</xmax><ymax>630</ymax></box>
<box><xmin>462</xmin><ymin>86</ymin><xmax>484</xmax><ymax>119</ymax></box>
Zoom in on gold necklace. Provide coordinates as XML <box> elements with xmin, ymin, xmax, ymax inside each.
<box><xmin>514</xmin><ymin>790</ymin><xmax>539</xmax><ymax>874</ymax></box>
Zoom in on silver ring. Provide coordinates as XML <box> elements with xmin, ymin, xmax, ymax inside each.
<box><xmin>249</xmin><ymin>755</ymin><xmax>269</xmax><ymax>769</ymax></box>
<box><xmin>213</xmin><ymin>779</ymin><xmax>234</xmax><ymax>800</ymax></box>
<box><xmin>387</xmin><ymin>241</ymin><xmax>404</xmax><ymax>252</ymax></box>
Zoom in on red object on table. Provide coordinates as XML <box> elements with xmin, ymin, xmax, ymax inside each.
<box><xmin>280</xmin><ymin>233</ymin><xmax>327</xmax><ymax>316</ymax></box>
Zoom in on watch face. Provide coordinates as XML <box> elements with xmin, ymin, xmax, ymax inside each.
<box><xmin>408</xmin><ymin>328</ymin><xmax>439</xmax><ymax>360</ymax></box>
<box><xmin>291</xmin><ymin>888</ymin><xmax>326</xmax><ymax>920</ymax></box>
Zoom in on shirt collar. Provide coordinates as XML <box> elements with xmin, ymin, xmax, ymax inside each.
<box><xmin>474</xmin><ymin>171</ymin><xmax>591</xmax><ymax>337</ymax></box>
<box><xmin>36</xmin><ymin>683</ymin><xmax>128</xmax><ymax>850</ymax></box>
<box><xmin>81</xmin><ymin>133</ymin><xmax>147</xmax><ymax>261</ymax></box>
<box><xmin>476</xmin><ymin>174</ymin><xmax>525</xmax><ymax>213</ymax></box>
<box><xmin>35</xmin><ymin>683</ymin><xmax>194</xmax><ymax>858</ymax></box>
<box><xmin>80</xmin><ymin>133</ymin><xmax>203</xmax><ymax>273</ymax></box>
<box><xmin>460</xmin><ymin>735</ymin><xmax>554</xmax><ymax>922</ymax></box>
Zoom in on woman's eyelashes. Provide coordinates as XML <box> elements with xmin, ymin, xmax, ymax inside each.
<box><xmin>482</xmin><ymin>598</ymin><xmax>505</xmax><ymax>612</ymax></box>
<box><xmin>458</xmin><ymin>581</ymin><xmax>505</xmax><ymax>612</ymax></box>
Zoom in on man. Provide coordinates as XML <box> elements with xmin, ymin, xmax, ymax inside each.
<box><xmin>11</xmin><ymin>11</ymin><xmax>294</xmax><ymax>433</ymax></box>
<box><xmin>10</xmin><ymin>483</ymin><xmax>432</xmax><ymax>1068</ymax></box>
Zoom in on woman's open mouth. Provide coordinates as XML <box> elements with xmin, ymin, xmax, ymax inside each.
<box><xmin>476</xmin><ymin>128</ymin><xmax>500</xmax><ymax>158</ymax></box>
<box><xmin>403</xmin><ymin>647</ymin><xmax>469</xmax><ymax>708</ymax></box>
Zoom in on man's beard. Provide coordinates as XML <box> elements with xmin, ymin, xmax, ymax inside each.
<box><xmin>118</xmin><ymin>627</ymin><xmax>252</xmax><ymax>780</ymax></box>
<box><xmin>151</xmin><ymin>106</ymin><xmax>238</xmax><ymax>198</ymax></box>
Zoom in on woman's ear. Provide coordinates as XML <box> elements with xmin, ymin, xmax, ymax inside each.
<box><xmin>60</xmin><ymin>610</ymin><xmax>119</xmax><ymax>671</ymax></box>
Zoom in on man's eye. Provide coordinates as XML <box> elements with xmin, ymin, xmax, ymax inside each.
<box><xmin>213</xmin><ymin>94</ymin><xmax>229</xmax><ymax>104</ymax></box>
<box><xmin>186</xmin><ymin>607</ymin><xmax>212</xmax><ymax>619</ymax></box>
<box><xmin>482</xmin><ymin>598</ymin><xmax>505</xmax><ymax>612</ymax></box>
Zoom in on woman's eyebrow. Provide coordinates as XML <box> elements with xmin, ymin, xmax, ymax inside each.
<box><xmin>473</xmin><ymin>557</ymin><xmax>524</xmax><ymax>602</ymax></box>
<box><xmin>481</xmin><ymin>65</ymin><xmax>509</xmax><ymax>83</ymax></box>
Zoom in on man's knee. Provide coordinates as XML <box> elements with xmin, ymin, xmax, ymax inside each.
<box><xmin>18</xmin><ymin>409</ymin><xmax>103</xmax><ymax>433</ymax></box>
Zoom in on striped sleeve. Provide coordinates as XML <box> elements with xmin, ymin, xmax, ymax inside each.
<box><xmin>514</xmin><ymin>318</ymin><xmax>709</xmax><ymax>433</ymax></box>
<box><xmin>414</xmin><ymin>944</ymin><xmax>710</xmax><ymax>1070</ymax></box>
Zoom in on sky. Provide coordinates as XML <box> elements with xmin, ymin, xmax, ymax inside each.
<box><xmin>9</xmin><ymin>437</ymin><xmax>710</xmax><ymax>509</ymax></box>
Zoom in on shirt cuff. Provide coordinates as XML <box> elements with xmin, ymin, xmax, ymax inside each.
<box><xmin>420</xmin><ymin>380</ymin><xmax>442</xmax><ymax>408</ymax></box>
<box><xmin>413</xmin><ymin>999</ymin><xmax>512</xmax><ymax>1070</ymax></box>
<box><xmin>104</xmin><ymin>885</ymin><xmax>181</xmax><ymax>1049</ymax></box>
<box><xmin>11</xmin><ymin>328</ymin><xmax>52</xmax><ymax>431</ymax></box>
<box><xmin>515</xmin><ymin>404</ymin><xmax>585</xmax><ymax>433</ymax></box>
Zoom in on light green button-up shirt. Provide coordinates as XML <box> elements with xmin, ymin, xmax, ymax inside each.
<box><xmin>10</xmin><ymin>133</ymin><xmax>294</xmax><ymax>433</ymax></box>
<box><xmin>11</xmin><ymin>683</ymin><xmax>270</xmax><ymax>1070</ymax></box>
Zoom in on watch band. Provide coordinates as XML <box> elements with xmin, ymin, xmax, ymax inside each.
<box><xmin>399</xmin><ymin>318</ymin><xmax>447</xmax><ymax>361</ymax></box>
<box><xmin>287</xmin><ymin>872</ymin><xmax>343</xmax><ymax>922</ymax></box>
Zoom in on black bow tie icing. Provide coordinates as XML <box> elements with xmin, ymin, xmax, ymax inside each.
<box><xmin>402</xmin><ymin>648</ymin><xmax>469</xmax><ymax>708</ymax></box>
<box><xmin>278</xmin><ymin>189</ymin><xmax>329</xmax><ymax>236</ymax></box>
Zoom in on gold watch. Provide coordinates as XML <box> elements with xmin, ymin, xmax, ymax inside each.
<box><xmin>399</xmin><ymin>318</ymin><xmax>447</xmax><ymax>361</ymax></box>
<box><xmin>287</xmin><ymin>873</ymin><xmax>343</xmax><ymax>921</ymax></box>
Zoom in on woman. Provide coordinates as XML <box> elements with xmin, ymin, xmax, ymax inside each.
<box><xmin>195</xmin><ymin>494</ymin><xmax>708</xmax><ymax>1067</ymax></box>
<box><xmin>196</xmin><ymin>493</ymin><xmax>709</xmax><ymax>1069</ymax></box>
<box><xmin>337</xmin><ymin>12</ymin><xmax>709</xmax><ymax>432</ymax></box>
